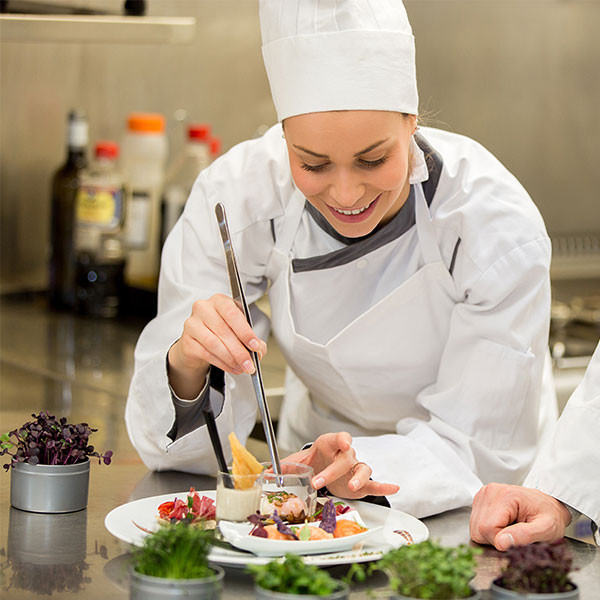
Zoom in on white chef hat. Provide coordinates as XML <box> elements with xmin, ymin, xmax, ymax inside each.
<box><xmin>260</xmin><ymin>0</ymin><xmax>418</xmax><ymax>122</ymax></box>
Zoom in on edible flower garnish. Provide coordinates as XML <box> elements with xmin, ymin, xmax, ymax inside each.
<box><xmin>272</xmin><ymin>510</ymin><xmax>299</xmax><ymax>540</ymax></box>
<box><xmin>319</xmin><ymin>498</ymin><xmax>336</xmax><ymax>534</ymax></box>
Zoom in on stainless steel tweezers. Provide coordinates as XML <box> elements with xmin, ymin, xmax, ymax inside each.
<box><xmin>214</xmin><ymin>203</ymin><xmax>282</xmax><ymax>478</ymax></box>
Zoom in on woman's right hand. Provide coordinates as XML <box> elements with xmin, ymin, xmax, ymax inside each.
<box><xmin>167</xmin><ymin>293</ymin><xmax>268</xmax><ymax>399</ymax></box>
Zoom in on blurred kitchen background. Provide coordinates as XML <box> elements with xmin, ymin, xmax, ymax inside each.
<box><xmin>0</xmin><ymin>0</ymin><xmax>599</xmax><ymax>539</ymax></box>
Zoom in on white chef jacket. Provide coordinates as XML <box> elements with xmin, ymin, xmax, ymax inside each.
<box><xmin>524</xmin><ymin>341</ymin><xmax>600</xmax><ymax>539</ymax></box>
<box><xmin>125</xmin><ymin>124</ymin><xmax>554</xmax><ymax>518</ymax></box>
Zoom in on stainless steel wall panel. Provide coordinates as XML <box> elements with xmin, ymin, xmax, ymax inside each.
<box><xmin>1</xmin><ymin>1</ymin><xmax>598</xmax><ymax>289</ymax></box>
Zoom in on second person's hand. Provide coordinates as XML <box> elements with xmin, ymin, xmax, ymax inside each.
<box><xmin>283</xmin><ymin>431</ymin><xmax>400</xmax><ymax>500</ymax></box>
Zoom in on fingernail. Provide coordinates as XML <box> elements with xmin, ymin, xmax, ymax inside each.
<box><xmin>313</xmin><ymin>477</ymin><xmax>325</xmax><ymax>489</ymax></box>
<box><xmin>350</xmin><ymin>479</ymin><xmax>360</xmax><ymax>491</ymax></box>
<box><xmin>248</xmin><ymin>339</ymin><xmax>259</xmax><ymax>351</ymax></box>
<box><xmin>498</xmin><ymin>533</ymin><xmax>515</xmax><ymax>549</ymax></box>
<box><xmin>242</xmin><ymin>360</ymin><xmax>255</xmax><ymax>374</ymax></box>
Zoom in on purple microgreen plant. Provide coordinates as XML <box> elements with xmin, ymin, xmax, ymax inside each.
<box><xmin>494</xmin><ymin>540</ymin><xmax>577</xmax><ymax>594</ymax></box>
<box><xmin>1</xmin><ymin>411</ymin><xmax>113</xmax><ymax>471</ymax></box>
<box><xmin>319</xmin><ymin>498</ymin><xmax>336</xmax><ymax>534</ymax></box>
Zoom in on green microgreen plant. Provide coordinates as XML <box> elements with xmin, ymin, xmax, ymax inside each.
<box><xmin>345</xmin><ymin>540</ymin><xmax>480</xmax><ymax>599</ymax></box>
<box><xmin>248</xmin><ymin>553</ymin><xmax>343</xmax><ymax>596</ymax></box>
<box><xmin>1</xmin><ymin>411</ymin><xmax>112</xmax><ymax>470</ymax></box>
<box><xmin>132</xmin><ymin>523</ymin><xmax>217</xmax><ymax>580</ymax></box>
<box><xmin>494</xmin><ymin>540</ymin><xmax>576</xmax><ymax>594</ymax></box>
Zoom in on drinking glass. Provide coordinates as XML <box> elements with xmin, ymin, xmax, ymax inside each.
<box><xmin>260</xmin><ymin>461</ymin><xmax>316</xmax><ymax>523</ymax></box>
<box><xmin>215</xmin><ymin>469</ymin><xmax>262</xmax><ymax>523</ymax></box>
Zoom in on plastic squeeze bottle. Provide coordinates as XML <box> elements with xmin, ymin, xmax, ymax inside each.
<box><xmin>121</xmin><ymin>112</ymin><xmax>167</xmax><ymax>290</ymax></box>
<box><xmin>160</xmin><ymin>123</ymin><xmax>212</xmax><ymax>248</ymax></box>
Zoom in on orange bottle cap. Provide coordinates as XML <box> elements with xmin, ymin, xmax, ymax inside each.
<box><xmin>127</xmin><ymin>113</ymin><xmax>165</xmax><ymax>133</ymax></box>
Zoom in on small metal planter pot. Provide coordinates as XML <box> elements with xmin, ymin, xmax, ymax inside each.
<box><xmin>490</xmin><ymin>582</ymin><xmax>579</xmax><ymax>600</ymax></box>
<box><xmin>254</xmin><ymin>581</ymin><xmax>350</xmax><ymax>600</ymax></box>
<box><xmin>10</xmin><ymin>458</ymin><xmax>90</xmax><ymax>513</ymax></box>
<box><xmin>129</xmin><ymin>566</ymin><xmax>225</xmax><ymax>600</ymax></box>
<box><xmin>391</xmin><ymin>589</ymin><xmax>481</xmax><ymax>600</ymax></box>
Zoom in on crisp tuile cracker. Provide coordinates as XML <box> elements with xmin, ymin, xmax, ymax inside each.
<box><xmin>228</xmin><ymin>432</ymin><xmax>263</xmax><ymax>489</ymax></box>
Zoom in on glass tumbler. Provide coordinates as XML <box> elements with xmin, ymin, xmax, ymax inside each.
<box><xmin>260</xmin><ymin>462</ymin><xmax>316</xmax><ymax>523</ymax></box>
<box><xmin>215</xmin><ymin>469</ymin><xmax>263</xmax><ymax>523</ymax></box>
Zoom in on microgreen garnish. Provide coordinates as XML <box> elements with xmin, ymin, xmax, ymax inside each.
<box><xmin>494</xmin><ymin>540</ymin><xmax>576</xmax><ymax>594</ymax></box>
<box><xmin>248</xmin><ymin>512</ymin><xmax>269</xmax><ymax>537</ymax></box>
<box><xmin>1</xmin><ymin>411</ymin><xmax>112</xmax><ymax>470</ymax></box>
<box><xmin>266</xmin><ymin>491</ymin><xmax>293</xmax><ymax>504</ymax></box>
<box><xmin>132</xmin><ymin>524</ymin><xmax>218</xmax><ymax>580</ymax></box>
<box><xmin>345</xmin><ymin>540</ymin><xmax>481</xmax><ymax>599</ymax></box>
<box><xmin>248</xmin><ymin>553</ymin><xmax>343</xmax><ymax>596</ymax></box>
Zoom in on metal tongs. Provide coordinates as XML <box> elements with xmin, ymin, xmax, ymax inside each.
<box><xmin>214</xmin><ymin>203</ymin><xmax>283</xmax><ymax>480</ymax></box>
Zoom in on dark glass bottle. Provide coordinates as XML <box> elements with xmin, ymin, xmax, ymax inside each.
<box><xmin>49</xmin><ymin>110</ymin><xmax>88</xmax><ymax>310</ymax></box>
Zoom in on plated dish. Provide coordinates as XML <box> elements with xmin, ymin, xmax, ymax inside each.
<box><xmin>104</xmin><ymin>490</ymin><xmax>429</xmax><ymax>567</ymax></box>
<box><xmin>219</xmin><ymin>508</ymin><xmax>380</xmax><ymax>556</ymax></box>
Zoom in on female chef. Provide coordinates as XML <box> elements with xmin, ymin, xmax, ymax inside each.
<box><xmin>126</xmin><ymin>0</ymin><xmax>557</xmax><ymax>518</ymax></box>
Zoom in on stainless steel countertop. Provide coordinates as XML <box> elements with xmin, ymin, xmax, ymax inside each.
<box><xmin>1</xmin><ymin>295</ymin><xmax>598</xmax><ymax>599</ymax></box>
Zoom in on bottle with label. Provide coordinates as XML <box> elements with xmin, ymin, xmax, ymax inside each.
<box><xmin>160</xmin><ymin>123</ymin><xmax>212</xmax><ymax>247</ymax></box>
<box><xmin>121</xmin><ymin>112</ymin><xmax>167</xmax><ymax>290</ymax></box>
<box><xmin>49</xmin><ymin>109</ymin><xmax>88</xmax><ymax>310</ymax></box>
<box><xmin>74</xmin><ymin>141</ymin><xmax>126</xmax><ymax>318</ymax></box>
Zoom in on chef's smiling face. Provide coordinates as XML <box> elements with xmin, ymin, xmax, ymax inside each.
<box><xmin>284</xmin><ymin>110</ymin><xmax>417</xmax><ymax>238</ymax></box>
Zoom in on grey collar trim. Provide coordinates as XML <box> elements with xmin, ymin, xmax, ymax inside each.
<box><xmin>292</xmin><ymin>133</ymin><xmax>443</xmax><ymax>273</ymax></box>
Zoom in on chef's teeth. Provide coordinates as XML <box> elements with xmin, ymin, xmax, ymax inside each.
<box><xmin>333</xmin><ymin>201</ymin><xmax>372</xmax><ymax>215</ymax></box>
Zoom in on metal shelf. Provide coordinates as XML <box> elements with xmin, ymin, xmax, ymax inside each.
<box><xmin>0</xmin><ymin>14</ymin><xmax>196</xmax><ymax>43</ymax></box>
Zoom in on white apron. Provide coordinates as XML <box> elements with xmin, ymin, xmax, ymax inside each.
<box><xmin>266</xmin><ymin>184</ymin><xmax>461</xmax><ymax>454</ymax></box>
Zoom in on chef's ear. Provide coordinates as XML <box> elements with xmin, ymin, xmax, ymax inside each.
<box><xmin>404</xmin><ymin>113</ymin><xmax>418</xmax><ymax>135</ymax></box>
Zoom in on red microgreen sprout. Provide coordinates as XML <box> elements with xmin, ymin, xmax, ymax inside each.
<box><xmin>248</xmin><ymin>512</ymin><xmax>270</xmax><ymax>538</ymax></box>
<box><xmin>494</xmin><ymin>540</ymin><xmax>577</xmax><ymax>594</ymax></box>
<box><xmin>1</xmin><ymin>411</ymin><xmax>113</xmax><ymax>470</ymax></box>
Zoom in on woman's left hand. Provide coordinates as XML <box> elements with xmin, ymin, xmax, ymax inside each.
<box><xmin>282</xmin><ymin>431</ymin><xmax>399</xmax><ymax>500</ymax></box>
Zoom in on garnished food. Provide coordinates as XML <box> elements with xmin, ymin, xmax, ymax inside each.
<box><xmin>261</xmin><ymin>491</ymin><xmax>308</xmax><ymax>523</ymax></box>
<box><xmin>334</xmin><ymin>519</ymin><xmax>367</xmax><ymax>538</ymax></box>
<box><xmin>248</xmin><ymin>498</ymin><xmax>367</xmax><ymax>541</ymax></box>
<box><xmin>156</xmin><ymin>487</ymin><xmax>216</xmax><ymax>526</ymax></box>
<box><xmin>229</xmin><ymin>432</ymin><xmax>263</xmax><ymax>489</ymax></box>
<box><xmin>311</xmin><ymin>499</ymin><xmax>352</xmax><ymax>520</ymax></box>
<box><xmin>319</xmin><ymin>497</ymin><xmax>337</xmax><ymax>534</ymax></box>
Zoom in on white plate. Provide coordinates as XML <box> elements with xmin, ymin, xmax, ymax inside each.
<box><xmin>104</xmin><ymin>490</ymin><xmax>428</xmax><ymax>567</ymax></box>
<box><xmin>218</xmin><ymin>510</ymin><xmax>381</xmax><ymax>557</ymax></box>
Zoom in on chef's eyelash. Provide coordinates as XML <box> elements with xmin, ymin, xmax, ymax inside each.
<box><xmin>301</xmin><ymin>162</ymin><xmax>329</xmax><ymax>172</ymax></box>
<box><xmin>300</xmin><ymin>156</ymin><xmax>387</xmax><ymax>173</ymax></box>
<box><xmin>359</xmin><ymin>156</ymin><xmax>387</xmax><ymax>169</ymax></box>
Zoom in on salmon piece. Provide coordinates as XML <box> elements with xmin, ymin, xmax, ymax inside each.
<box><xmin>333</xmin><ymin>520</ymin><xmax>367</xmax><ymax>538</ymax></box>
<box><xmin>264</xmin><ymin>524</ymin><xmax>294</xmax><ymax>540</ymax></box>
<box><xmin>309</xmin><ymin>527</ymin><xmax>334</xmax><ymax>540</ymax></box>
